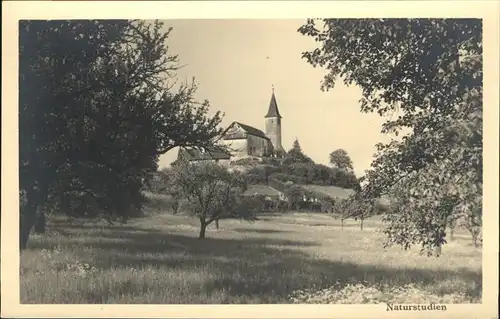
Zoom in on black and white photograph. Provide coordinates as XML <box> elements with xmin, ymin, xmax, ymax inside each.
<box><xmin>2</xmin><ymin>1</ymin><xmax>498</xmax><ymax>318</ymax></box>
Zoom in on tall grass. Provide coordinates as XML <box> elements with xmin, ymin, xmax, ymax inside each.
<box><xmin>20</xmin><ymin>212</ymin><xmax>482</xmax><ymax>304</ymax></box>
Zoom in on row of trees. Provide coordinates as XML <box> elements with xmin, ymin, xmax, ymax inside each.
<box><xmin>19</xmin><ymin>20</ymin><xmax>227</xmax><ymax>250</ymax></box>
<box><xmin>244</xmin><ymin>139</ymin><xmax>359</xmax><ymax>189</ymax></box>
<box><xmin>299</xmin><ymin>18</ymin><xmax>483</xmax><ymax>254</ymax></box>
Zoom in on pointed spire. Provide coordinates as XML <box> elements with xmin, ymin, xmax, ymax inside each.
<box><xmin>265</xmin><ymin>85</ymin><xmax>282</xmax><ymax>119</ymax></box>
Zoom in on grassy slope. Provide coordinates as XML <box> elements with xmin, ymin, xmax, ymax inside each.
<box><xmin>20</xmin><ymin>212</ymin><xmax>482</xmax><ymax>304</ymax></box>
<box><xmin>300</xmin><ymin>184</ymin><xmax>355</xmax><ymax>199</ymax></box>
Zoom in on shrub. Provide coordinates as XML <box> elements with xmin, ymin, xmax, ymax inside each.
<box><xmin>232</xmin><ymin>157</ymin><xmax>261</xmax><ymax>167</ymax></box>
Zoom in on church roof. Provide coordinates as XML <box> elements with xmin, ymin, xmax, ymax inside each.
<box><xmin>265</xmin><ymin>90</ymin><xmax>282</xmax><ymax>119</ymax></box>
<box><xmin>178</xmin><ymin>147</ymin><xmax>232</xmax><ymax>161</ymax></box>
<box><xmin>223</xmin><ymin>121</ymin><xmax>269</xmax><ymax>140</ymax></box>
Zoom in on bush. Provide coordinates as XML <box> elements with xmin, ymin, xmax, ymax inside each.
<box><xmin>244</xmin><ymin>173</ymin><xmax>267</xmax><ymax>184</ymax></box>
<box><xmin>261</xmin><ymin>157</ymin><xmax>282</xmax><ymax>166</ymax></box>
<box><xmin>142</xmin><ymin>192</ymin><xmax>175</xmax><ymax>214</ymax></box>
<box><xmin>232</xmin><ymin>157</ymin><xmax>261</xmax><ymax>167</ymax></box>
<box><xmin>234</xmin><ymin>195</ymin><xmax>267</xmax><ymax>218</ymax></box>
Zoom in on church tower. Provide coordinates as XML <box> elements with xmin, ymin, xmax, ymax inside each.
<box><xmin>265</xmin><ymin>86</ymin><xmax>283</xmax><ymax>153</ymax></box>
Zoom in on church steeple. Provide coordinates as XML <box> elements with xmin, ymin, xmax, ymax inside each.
<box><xmin>264</xmin><ymin>85</ymin><xmax>283</xmax><ymax>152</ymax></box>
<box><xmin>265</xmin><ymin>85</ymin><xmax>282</xmax><ymax>119</ymax></box>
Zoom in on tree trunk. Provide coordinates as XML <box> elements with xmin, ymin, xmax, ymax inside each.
<box><xmin>172</xmin><ymin>200</ymin><xmax>179</xmax><ymax>215</ymax></box>
<box><xmin>445</xmin><ymin>215</ymin><xmax>455</xmax><ymax>241</ymax></box>
<box><xmin>199</xmin><ymin>222</ymin><xmax>207</xmax><ymax>239</ymax></box>
<box><xmin>434</xmin><ymin>245</ymin><xmax>442</xmax><ymax>257</ymax></box>
<box><xmin>341</xmin><ymin>216</ymin><xmax>344</xmax><ymax>231</ymax></box>
<box><xmin>20</xmin><ymin>186</ymin><xmax>48</xmax><ymax>251</ymax></box>
<box><xmin>360</xmin><ymin>217</ymin><xmax>364</xmax><ymax>231</ymax></box>
<box><xmin>20</xmin><ymin>199</ymin><xmax>40</xmax><ymax>251</ymax></box>
<box><xmin>33</xmin><ymin>206</ymin><xmax>46</xmax><ymax>234</ymax></box>
<box><xmin>20</xmin><ymin>205</ymin><xmax>37</xmax><ymax>251</ymax></box>
<box><xmin>215</xmin><ymin>219</ymin><xmax>219</xmax><ymax>230</ymax></box>
<box><xmin>471</xmin><ymin>232</ymin><xmax>480</xmax><ymax>247</ymax></box>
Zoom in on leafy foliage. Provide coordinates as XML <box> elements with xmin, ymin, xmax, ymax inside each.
<box><xmin>284</xmin><ymin>139</ymin><xmax>314</xmax><ymax>164</ymax></box>
<box><xmin>149</xmin><ymin>168</ymin><xmax>183</xmax><ymax>214</ymax></box>
<box><xmin>242</xmin><ymin>161</ymin><xmax>358</xmax><ymax>190</ymax></box>
<box><xmin>244</xmin><ymin>164</ymin><xmax>281</xmax><ymax>185</ymax></box>
<box><xmin>299</xmin><ymin>18</ymin><xmax>482</xmax><ymax>254</ymax></box>
<box><xmin>19</xmin><ymin>20</ymin><xmax>225</xmax><ymax>249</ymax></box>
<box><xmin>331</xmin><ymin>193</ymin><xmax>374</xmax><ymax>230</ymax></box>
<box><xmin>329</xmin><ymin>149</ymin><xmax>354</xmax><ymax>171</ymax></box>
<box><xmin>171</xmin><ymin>159</ymin><xmax>255</xmax><ymax>238</ymax></box>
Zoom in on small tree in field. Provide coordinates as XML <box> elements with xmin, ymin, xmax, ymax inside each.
<box><xmin>331</xmin><ymin>192</ymin><xmax>374</xmax><ymax>231</ymax></box>
<box><xmin>331</xmin><ymin>198</ymin><xmax>350</xmax><ymax>230</ymax></box>
<box><xmin>351</xmin><ymin>197</ymin><xmax>372</xmax><ymax>231</ymax></box>
<box><xmin>173</xmin><ymin>160</ymin><xmax>254</xmax><ymax>239</ymax></box>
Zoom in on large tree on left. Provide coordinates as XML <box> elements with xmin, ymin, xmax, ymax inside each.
<box><xmin>19</xmin><ymin>20</ymin><xmax>224</xmax><ymax>250</ymax></box>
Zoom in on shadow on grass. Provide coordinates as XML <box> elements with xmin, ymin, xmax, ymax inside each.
<box><xmin>232</xmin><ymin>228</ymin><xmax>289</xmax><ymax>234</ymax></box>
<box><xmin>28</xmin><ymin>221</ymin><xmax>482</xmax><ymax>304</ymax></box>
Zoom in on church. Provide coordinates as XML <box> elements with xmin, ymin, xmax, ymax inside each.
<box><xmin>178</xmin><ymin>88</ymin><xmax>285</xmax><ymax>164</ymax></box>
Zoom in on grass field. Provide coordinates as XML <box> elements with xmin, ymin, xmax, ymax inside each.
<box><xmin>20</xmin><ymin>211</ymin><xmax>482</xmax><ymax>304</ymax></box>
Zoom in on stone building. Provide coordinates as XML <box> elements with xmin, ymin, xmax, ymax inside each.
<box><xmin>221</xmin><ymin>122</ymin><xmax>273</xmax><ymax>159</ymax></box>
<box><xmin>179</xmin><ymin>88</ymin><xmax>285</xmax><ymax>164</ymax></box>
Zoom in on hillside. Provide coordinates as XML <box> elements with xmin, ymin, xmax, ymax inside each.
<box><xmin>232</xmin><ymin>160</ymin><xmax>358</xmax><ymax>203</ymax></box>
<box><xmin>300</xmin><ymin>184</ymin><xmax>355</xmax><ymax>201</ymax></box>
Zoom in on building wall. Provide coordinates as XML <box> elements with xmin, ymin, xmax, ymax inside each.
<box><xmin>265</xmin><ymin>117</ymin><xmax>282</xmax><ymax>151</ymax></box>
<box><xmin>247</xmin><ymin>134</ymin><xmax>271</xmax><ymax>157</ymax></box>
<box><xmin>223</xmin><ymin>138</ymin><xmax>248</xmax><ymax>158</ymax></box>
<box><xmin>222</xmin><ymin>135</ymin><xmax>272</xmax><ymax>160</ymax></box>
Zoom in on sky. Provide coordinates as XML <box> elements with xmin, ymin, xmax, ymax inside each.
<box><xmin>157</xmin><ymin>19</ymin><xmax>394</xmax><ymax>178</ymax></box>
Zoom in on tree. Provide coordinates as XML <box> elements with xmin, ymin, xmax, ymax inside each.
<box><xmin>299</xmin><ymin>19</ymin><xmax>482</xmax><ymax>255</ymax></box>
<box><xmin>172</xmin><ymin>160</ymin><xmax>254</xmax><ymax>239</ymax></box>
<box><xmin>461</xmin><ymin>210</ymin><xmax>482</xmax><ymax>247</ymax></box>
<box><xmin>285</xmin><ymin>139</ymin><xmax>313</xmax><ymax>164</ymax></box>
<box><xmin>329</xmin><ymin>149</ymin><xmax>354</xmax><ymax>171</ymax></box>
<box><xmin>285</xmin><ymin>185</ymin><xmax>305</xmax><ymax>211</ymax></box>
<box><xmin>328</xmin><ymin>167</ymin><xmax>359</xmax><ymax>189</ymax></box>
<box><xmin>19</xmin><ymin>20</ymin><xmax>225</xmax><ymax>250</ymax></box>
<box><xmin>245</xmin><ymin>164</ymin><xmax>278</xmax><ymax>185</ymax></box>
<box><xmin>331</xmin><ymin>193</ymin><xmax>373</xmax><ymax>231</ymax></box>
<box><xmin>157</xmin><ymin>168</ymin><xmax>183</xmax><ymax>214</ymax></box>
<box><xmin>331</xmin><ymin>198</ymin><xmax>350</xmax><ymax>230</ymax></box>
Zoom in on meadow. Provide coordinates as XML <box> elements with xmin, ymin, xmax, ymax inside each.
<box><xmin>20</xmin><ymin>210</ymin><xmax>482</xmax><ymax>304</ymax></box>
